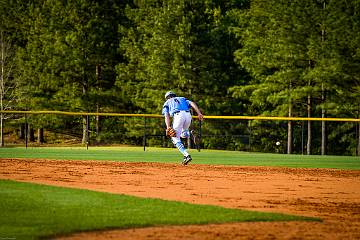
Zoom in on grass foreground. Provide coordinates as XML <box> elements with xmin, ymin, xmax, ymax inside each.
<box><xmin>0</xmin><ymin>180</ymin><xmax>319</xmax><ymax>239</ymax></box>
<box><xmin>0</xmin><ymin>146</ymin><xmax>359</xmax><ymax>169</ymax></box>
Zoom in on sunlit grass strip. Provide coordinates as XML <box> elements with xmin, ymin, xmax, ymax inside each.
<box><xmin>0</xmin><ymin>180</ymin><xmax>319</xmax><ymax>239</ymax></box>
<box><xmin>0</xmin><ymin>147</ymin><xmax>359</xmax><ymax>169</ymax></box>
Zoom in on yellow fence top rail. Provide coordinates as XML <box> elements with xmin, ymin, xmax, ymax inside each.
<box><xmin>1</xmin><ymin>110</ymin><xmax>359</xmax><ymax>122</ymax></box>
<box><xmin>0</xmin><ymin>110</ymin><xmax>162</xmax><ymax>118</ymax></box>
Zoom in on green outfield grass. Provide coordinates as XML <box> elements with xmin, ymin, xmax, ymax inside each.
<box><xmin>0</xmin><ymin>180</ymin><xmax>318</xmax><ymax>239</ymax></box>
<box><xmin>0</xmin><ymin>146</ymin><xmax>359</xmax><ymax>169</ymax></box>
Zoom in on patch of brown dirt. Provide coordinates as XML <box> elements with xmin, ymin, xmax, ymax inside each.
<box><xmin>1</xmin><ymin>158</ymin><xmax>359</xmax><ymax>239</ymax></box>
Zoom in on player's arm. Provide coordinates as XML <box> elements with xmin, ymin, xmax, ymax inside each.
<box><xmin>164</xmin><ymin>112</ymin><xmax>172</xmax><ymax>128</ymax></box>
<box><xmin>189</xmin><ymin>101</ymin><xmax>204</xmax><ymax>121</ymax></box>
<box><xmin>162</xmin><ymin>104</ymin><xmax>172</xmax><ymax>128</ymax></box>
<box><xmin>164</xmin><ymin>112</ymin><xmax>176</xmax><ymax>137</ymax></box>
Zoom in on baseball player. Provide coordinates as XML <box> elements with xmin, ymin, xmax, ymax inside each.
<box><xmin>162</xmin><ymin>91</ymin><xmax>204</xmax><ymax>165</ymax></box>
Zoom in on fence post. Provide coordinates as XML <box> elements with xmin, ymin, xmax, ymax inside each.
<box><xmin>143</xmin><ymin>116</ymin><xmax>146</xmax><ymax>151</ymax></box>
<box><xmin>248</xmin><ymin>120</ymin><xmax>251</xmax><ymax>151</ymax></box>
<box><xmin>198</xmin><ymin>120</ymin><xmax>202</xmax><ymax>152</ymax></box>
<box><xmin>25</xmin><ymin>113</ymin><xmax>28</xmax><ymax>149</ymax></box>
<box><xmin>86</xmin><ymin>115</ymin><xmax>90</xmax><ymax>150</ymax></box>
<box><xmin>301</xmin><ymin>120</ymin><xmax>304</xmax><ymax>155</ymax></box>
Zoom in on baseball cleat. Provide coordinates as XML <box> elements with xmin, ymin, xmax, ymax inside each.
<box><xmin>182</xmin><ymin>155</ymin><xmax>192</xmax><ymax>165</ymax></box>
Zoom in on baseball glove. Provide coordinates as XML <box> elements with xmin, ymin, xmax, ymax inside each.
<box><xmin>166</xmin><ymin>127</ymin><xmax>177</xmax><ymax>137</ymax></box>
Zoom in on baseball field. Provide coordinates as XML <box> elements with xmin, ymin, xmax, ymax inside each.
<box><xmin>1</xmin><ymin>147</ymin><xmax>359</xmax><ymax>239</ymax></box>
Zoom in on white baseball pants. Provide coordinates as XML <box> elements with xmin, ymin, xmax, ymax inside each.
<box><xmin>171</xmin><ymin>111</ymin><xmax>192</xmax><ymax>144</ymax></box>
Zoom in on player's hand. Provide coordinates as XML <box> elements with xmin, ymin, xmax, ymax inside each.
<box><xmin>166</xmin><ymin>127</ymin><xmax>177</xmax><ymax>137</ymax></box>
<box><xmin>197</xmin><ymin>113</ymin><xmax>204</xmax><ymax>121</ymax></box>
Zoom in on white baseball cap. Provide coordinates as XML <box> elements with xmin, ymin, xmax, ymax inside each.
<box><xmin>165</xmin><ymin>91</ymin><xmax>176</xmax><ymax>99</ymax></box>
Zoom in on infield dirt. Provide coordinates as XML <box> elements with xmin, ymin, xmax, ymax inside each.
<box><xmin>1</xmin><ymin>158</ymin><xmax>359</xmax><ymax>239</ymax></box>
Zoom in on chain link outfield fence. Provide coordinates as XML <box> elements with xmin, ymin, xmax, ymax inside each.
<box><xmin>1</xmin><ymin>111</ymin><xmax>360</xmax><ymax>156</ymax></box>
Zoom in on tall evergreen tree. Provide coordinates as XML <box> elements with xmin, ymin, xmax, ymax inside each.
<box><xmin>16</xmin><ymin>0</ymin><xmax>128</xmax><ymax>143</ymax></box>
<box><xmin>319</xmin><ymin>0</ymin><xmax>360</xmax><ymax>155</ymax></box>
<box><xmin>230</xmin><ymin>0</ymin><xmax>315</xmax><ymax>153</ymax></box>
<box><xmin>117</xmin><ymin>0</ymin><xmax>248</xmax><ymax>115</ymax></box>
<box><xmin>0</xmin><ymin>0</ymin><xmax>27</xmax><ymax>146</ymax></box>
<box><xmin>230</xmin><ymin>0</ymin><xmax>360</xmax><ymax>155</ymax></box>
<box><xmin>117</xmin><ymin>0</ymin><xmax>250</xmax><ymax>148</ymax></box>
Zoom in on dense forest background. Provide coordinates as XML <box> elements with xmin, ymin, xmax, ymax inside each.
<box><xmin>0</xmin><ymin>0</ymin><xmax>359</xmax><ymax>155</ymax></box>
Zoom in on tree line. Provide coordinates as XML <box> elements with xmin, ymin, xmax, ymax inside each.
<box><xmin>0</xmin><ymin>0</ymin><xmax>359</xmax><ymax>155</ymax></box>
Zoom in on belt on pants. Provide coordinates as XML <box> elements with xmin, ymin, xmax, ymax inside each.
<box><xmin>174</xmin><ymin>110</ymin><xmax>190</xmax><ymax>114</ymax></box>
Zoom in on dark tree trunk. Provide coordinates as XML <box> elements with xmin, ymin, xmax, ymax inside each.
<box><xmin>321</xmin><ymin>82</ymin><xmax>326</xmax><ymax>155</ymax></box>
<box><xmin>287</xmin><ymin>120</ymin><xmax>292</xmax><ymax>154</ymax></box>
<box><xmin>287</xmin><ymin>103</ymin><xmax>293</xmax><ymax>154</ymax></box>
<box><xmin>29</xmin><ymin>124</ymin><xmax>35</xmax><ymax>142</ymax></box>
<box><xmin>37</xmin><ymin>128</ymin><xmax>44</xmax><ymax>144</ymax></box>
<box><xmin>82</xmin><ymin>116</ymin><xmax>89</xmax><ymax>144</ymax></box>
<box><xmin>19</xmin><ymin>123</ymin><xmax>25</xmax><ymax>139</ymax></box>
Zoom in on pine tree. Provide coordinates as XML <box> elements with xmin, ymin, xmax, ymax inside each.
<box><xmin>0</xmin><ymin>0</ymin><xmax>25</xmax><ymax>146</ymax></box>
<box><xmin>231</xmin><ymin>0</ymin><xmax>360</xmax><ymax>155</ymax></box>
<box><xmin>16</xmin><ymin>0</ymin><xmax>128</xmax><ymax>144</ymax></box>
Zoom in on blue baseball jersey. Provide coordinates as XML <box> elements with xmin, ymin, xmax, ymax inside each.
<box><xmin>162</xmin><ymin>97</ymin><xmax>192</xmax><ymax>116</ymax></box>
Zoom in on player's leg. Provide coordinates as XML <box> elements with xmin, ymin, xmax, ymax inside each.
<box><xmin>180</xmin><ymin>112</ymin><xmax>193</xmax><ymax>165</ymax></box>
<box><xmin>181</xmin><ymin>112</ymin><xmax>192</xmax><ymax>138</ymax></box>
<box><xmin>180</xmin><ymin>129</ymin><xmax>190</xmax><ymax>138</ymax></box>
<box><xmin>171</xmin><ymin>113</ymin><xmax>191</xmax><ymax>159</ymax></box>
